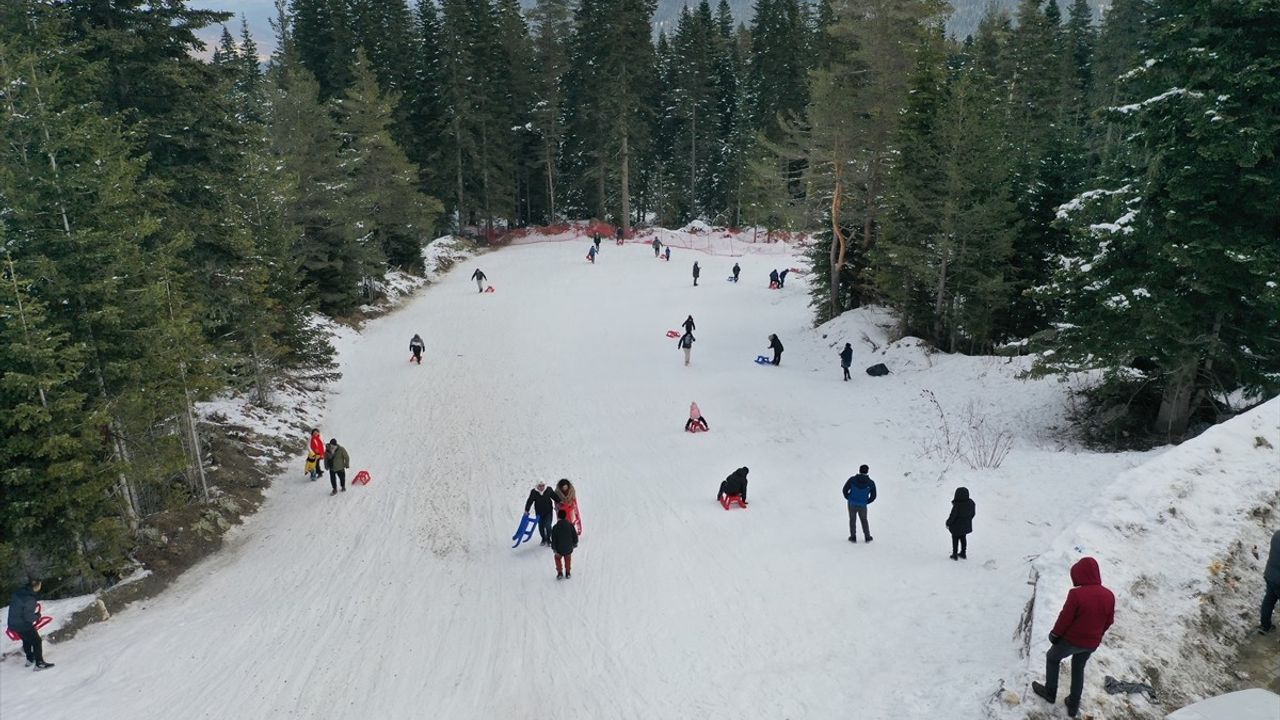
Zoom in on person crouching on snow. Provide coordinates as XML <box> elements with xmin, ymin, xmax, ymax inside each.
<box><xmin>718</xmin><ymin>467</ymin><xmax>748</xmax><ymax>505</ymax></box>
<box><xmin>685</xmin><ymin>402</ymin><xmax>709</xmax><ymax>432</ymax></box>
<box><xmin>551</xmin><ymin>510</ymin><xmax>579</xmax><ymax>579</ymax></box>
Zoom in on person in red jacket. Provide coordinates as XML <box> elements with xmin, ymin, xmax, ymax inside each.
<box><xmin>1032</xmin><ymin>556</ymin><xmax>1115</xmax><ymax>718</ymax></box>
<box><xmin>307</xmin><ymin>429</ymin><xmax>325</xmax><ymax>481</ymax></box>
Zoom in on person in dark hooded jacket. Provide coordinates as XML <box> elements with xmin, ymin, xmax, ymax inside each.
<box><xmin>1032</xmin><ymin>556</ymin><xmax>1115</xmax><ymax>717</ymax></box>
<box><xmin>692</xmin><ymin>261</ymin><xmax>701</xmax><ymax>286</ymax></box>
<box><xmin>945</xmin><ymin>487</ymin><xmax>976</xmax><ymax>560</ymax></box>
<box><xmin>7</xmin><ymin>580</ymin><xmax>52</xmax><ymax>669</ymax></box>
<box><xmin>409</xmin><ymin>334</ymin><xmax>425</xmax><ymax>364</ymax></box>
<box><xmin>718</xmin><ymin>467</ymin><xmax>749</xmax><ymax>504</ymax></box>
<box><xmin>768</xmin><ymin>334</ymin><xmax>783</xmax><ymax>365</ymax></box>
<box><xmin>769</xmin><ymin>269</ymin><xmax>780</xmax><ymax>288</ymax></box>
<box><xmin>842</xmin><ymin>466</ymin><xmax>876</xmax><ymax>542</ymax></box>
<box><xmin>839</xmin><ymin>343</ymin><xmax>853</xmax><ymax>381</ymax></box>
<box><xmin>551</xmin><ymin>510</ymin><xmax>579</xmax><ymax>579</ymax></box>
<box><xmin>731</xmin><ymin>263</ymin><xmax>741</xmax><ymax>282</ymax></box>
<box><xmin>682</xmin><ymin>315</ymin><xmax>696</xmax><ymax>334</ymax></box>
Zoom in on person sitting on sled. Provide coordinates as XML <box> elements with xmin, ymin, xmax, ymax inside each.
<box><xmin>718</xmin><ymin>467</ymin><xmax>748</xmax><ymax>505</ymax></box>
<box><xmin>685</xmin><ymin>402</ymin><xmax>709</xmax><ymax>432</ymax></box>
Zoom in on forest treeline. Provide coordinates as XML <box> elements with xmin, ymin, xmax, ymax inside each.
<box><xmin>1</xmin><ymin>0</ymin><xmax>1276</xmax><ymax>593</ymax></box>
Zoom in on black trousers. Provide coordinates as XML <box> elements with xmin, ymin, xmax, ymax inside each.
<box><xmin>1044</xmin><ymin>640</ymin><xmax>1094</xmax><ymax>704</ymax></box>
<box><xmin>536</xmin><ymin>512</ymin><xmax>552</xmax><ymax>543</ymax></box>
<box><xmin>842</xmin><ymin>365</ymin><xmax>851</xmax><ymax>381</ymax></box>
<box><xmin>951</xmin><ymin>534</ymin><xmax>968</xmax><ymax>556</ymax></box>
<box><xmin>329</xmin><ymin>469</ymin><xmax>346</xmax><ymax>491</ymax></box>
<box><xmin>848</xmin><ymin>505</ymin><xmax>869</xmax><ymax>539</ymax></box>
<box><xmin>772</xmin><ymin>349</ymin><xmax>781</xmax><ymax>365</ymax></box>
<box><xmin>12</xmin><ymin>625</ymin><xmax>44</xmax><ymax>664</ymax></box>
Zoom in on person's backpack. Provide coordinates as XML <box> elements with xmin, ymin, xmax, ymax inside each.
<box><xmin>865</xmin><ymin>363</ymin><xmax>890</xmax><ymax>377</ymax></box>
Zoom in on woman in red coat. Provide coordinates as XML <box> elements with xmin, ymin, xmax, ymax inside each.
<box><xmin>1032</xmin><ymin>556</ymin><xmax>1115</xmax><ymax>717</ymax></box>
<box><xmin>307</xmin><ymin>429</ymin><xmax>325</xmax><ymax>480</ymax></box>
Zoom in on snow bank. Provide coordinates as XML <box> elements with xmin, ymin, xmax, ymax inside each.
<box><xmin>1002</xmin><ymin>398</ymin><xmax>1280</xmax><ymax>717</ymax></box>
<box><xmin>503</xmin><ymin>224</ymin><xmax>808</xmax><ymax>257</ymax></box>
<box><xmin>360</xmin><ymin>235</ymin><xmax>476</xmax><ymax>312</ymax></box>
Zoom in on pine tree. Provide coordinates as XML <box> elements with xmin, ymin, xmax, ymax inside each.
<box><xmin>528</xmin><ymin>0</ymin><xmax>575</xmax><ymax>223</ymax></box>
<box><xmin>334</xmin><ymin>52</ymin><xmax>443</xmax><ymax>269</ymax></box>
<box><xmin>1042</xmin><ymin>0</ymin><xmax>1280</xmax><ymax>438</ymax></box>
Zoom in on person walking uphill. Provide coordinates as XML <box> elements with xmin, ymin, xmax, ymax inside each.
<box><xmin>1031</xmin><ymin>557</ymin><xmax>1116</xmax><ymax>718</ymax></box>
<box><xmin>945</xmin><ymin>487</ymin><xmax>976</xmax><ymax>560</ymax></box>
<box><xmin>8</xmin><ymin>580</ymin><xmax>52</xmax><ymax>669</ymax></box>
<box><xmin>839</xmin><ymin>343</ymin><xmax>853</xmax><ymax>381</ymax></box>
<box><xmin>409</xmin><ymin>334</ymin><xmax>425</xmax><ymax>365</ymax></box>
<box><xmin>692</xmin><ymin>261</ymin><xmax>701</xmax><ymax>286</ymax></box>
<box><xmin>682</xmin><ymin>315</ymin><xmax>696</xmax><ymax>334</ymax></box>
<box><xmin>551</xmin><ymin>510</ymin><xmax>579</xmax><ymax>579</ymax></box>
<box><xmin>324</xmin><ymin>439</ymin><xmax>350</xmax><ymax>495</ymax></box>
<box><xmin>768</xmin><ymin>334</ymin><xmax>784</xmax><ymax>366</ymax></box>
<box><xmin>471</xmin><ymin>268</ymin><xmax>488</xmax><ymax>293</ymax></box>
<box><xmin>732</xmin><ymin>262</ymin><xmax>741</xmax><ymax>283</ymax></box>
<box><xmin>1260</xmin><ymin>529</ymin><xmax>1280</xmax><ymax>634</ymax></box>
<box><xmin>525</xmin><ymin>481</ymin><xmax>558</xmax><ymax>547</ymax></box>
<box><xmin>678</xmin><ymin>330</ymin><xmax>696</xmax><ymax>366</ymax></box>
<box><xmin>842</xmin><ymin>465</ymin><xmax>876</xmax><ymax>542</ymax></box>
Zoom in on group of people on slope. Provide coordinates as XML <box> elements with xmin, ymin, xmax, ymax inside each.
<box><xmin>307</xmin><ymin>428</ymin><xmax>351</xmax><ymax>496</ymax></box>
<box><xmin>768</xmin><ymin>268</ymin><xmax>789</xmax><ymax>289</ymax></box>
<box><xmin>522</xmin><ymin>479</ymin><xmax>582</xmax><ymax>580</ymax></box>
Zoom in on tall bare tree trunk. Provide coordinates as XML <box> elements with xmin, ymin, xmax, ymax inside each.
<box><xmin>621</xmin><ymin>133</ymin><xmax>631</xmax><ymax>234</ymax></box>
<box><xmin>830</xmin><ymin>154</ymin><xmax>849</xmax><ymax>320</ymax></box>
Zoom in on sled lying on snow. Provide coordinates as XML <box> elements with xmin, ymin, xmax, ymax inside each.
<box><xmin>755</xmin><ymin>355</ymin><xmax>772</xmax><ymax>365</ymax></box>
<box><xmin>351</xmin><ymin>470</ymin><xmax>372</xmax><ymax>486</ymax></box>
<box><xmin>484</xmin><ymin>286</ymin><xmax>496</xmax><ymax>293</ymax></box>
<box><xmin>666</xmin><ymin>330</ymin><xmax>681</xmax><ymax>338</ymax></box>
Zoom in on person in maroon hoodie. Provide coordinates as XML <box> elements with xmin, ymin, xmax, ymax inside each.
<box><xmin>1032</xmin><ymin>557</ymin><xmax>1115</xmax><ymax>717</ymax></box>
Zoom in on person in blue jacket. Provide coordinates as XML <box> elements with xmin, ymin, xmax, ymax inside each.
<box><xmin>842</xmin><ymin>465</ymin><xmax>876</xmax><ymax>543</ymax></box>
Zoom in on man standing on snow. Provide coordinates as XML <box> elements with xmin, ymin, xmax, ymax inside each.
<box><xmin>7</xmin><ymin>579</ymin><xmax>52</xmax><ymax>669</ymax></box>
<box><xmin>718</xmin><ymin>467</ymin><xmax>749</xmax><ymax>505</ymax></box>
<box><xmin>593</xmin><ymin>233</ymin><xmax>602</xmax><ymax>253</ymax></box>
<box><xmin>652</xmin><ymin>237</ymin><xmax>662</xmax><ymax>257</ymax></box>
<box><xmin>842</xmin><ymin>465</ymin><xmax>876</xmax><ymax>543</ymax></box>
<box><xmin>616</xmin><ymin>226</ymin><xmax>624</xmax><ymax>246</ymax></box>
<box><xmin>524</xmin><ymin>481</ymin><xmax>558</xmax><ymax>547</ymax></box>
<box><xmin>471</xmin><ymin>268</ymin><xmax>488</xmax><ymax>293</ymax></box>
<box><xmin>692</xmin><ymin>261</ymin><xmax>701</xmax><ymax>286</ymax></box>
<box><xmin>1260</xmin><ymin>529</ymin><xmax>1280</xmax><ymax>634</ymax></box>
<box><xmin>325</xmin><ymin>439</ymin><xmax>351</xmax><ymax>495</ymax></box>
<box><xmin>1032</xmin><ymin>557</ymin><xmax>1116</xmax><ymax>718</ymax></box>
<box><xmin>767</xmin><ymin>334</ymin><xmax>784</xmax><ymax>366</ymax></box>
<box><xmin>551</xmin><ymin>509</ymin><xmax>579</xmax><ymax>579</ymax></box>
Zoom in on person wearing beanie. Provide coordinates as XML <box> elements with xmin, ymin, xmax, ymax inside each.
<box><xmin>842</xmin><ymin>465</ymin><xmax>876</xmax><ymax>543</ymax></box>
<box><xmin>718</xmin><ymin>467</ymin><xmax>749</xmax><ymax>505</ymax></box>
<box><xmin>685</xmin><ymin>402</ymin><xmax>709</xmax><ymax>432</ymax></box>
<box><xmin>1032</xmin><ymin>557</ymin><xmax>1116</xmax><ymax>717</ymax></box>
<box><xmin>324</xmin><ymin>439</ymin><xmax>350</xmax><ymax>495</ymax></box>
<box><xmin>945</xmin><ymin>487</ymin><xmax>976</xmax><ymax>560</ymax></box>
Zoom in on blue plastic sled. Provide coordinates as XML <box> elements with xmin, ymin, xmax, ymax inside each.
<box><xmin>755</xmin><ymin>355</ymin><xmax>773</xmax><ymax>365</ymax></box>
<box><xmin>512</xmin><ymin>513</ymin><xmax>538</xmax><ymax>548</ymax></box>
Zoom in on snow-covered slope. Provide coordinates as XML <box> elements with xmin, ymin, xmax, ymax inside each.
<box><xmin>1005</xmin><ymin>397</ymin><xmax>1280</xmax><ymax>717</ymax></box>
<box><xmin>2</xmin><ymin>236</ymin><xmax>1162</xmax><ymax>719</ymax></box>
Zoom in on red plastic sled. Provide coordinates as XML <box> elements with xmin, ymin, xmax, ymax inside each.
<box><xmin>5</xmin><ymin>604</ymin><xmax>52</xmax><ymax>641</ymax></box>
<box><xmin>687</xmin><ymin>424</ymin><xmax>707</xmax><ymax>433</ymax></box>
<box><xmin>352</xmin><ymin>470</ymin><xmax>371</xmax><ymax>486</ymax></box>
<box><xmin>484</xmin><ymin>286</ymin><xmax>496</xmax><ymax>293</ymax></box>
<box><xmin>769</xmin><ymin>282</ymin><xmax>780</xmax><ymax>289</ymax></box>
<box><xmin>666</xmin><ymin>330</ymin><xmax>680</xmax><ymax>338</ymax></box>
<box><xmin>720</xmin><ymin>494</ymin><xmax>747</xmax><ymax>510</ymax></box>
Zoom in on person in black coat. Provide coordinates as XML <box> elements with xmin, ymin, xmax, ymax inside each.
<box><xmin>524</xmin><ymin>481</ymin><xmax>558</xmax><ymax>546</ymax></box>
<box><xmin>778</xmin><ymin>268</ymin><xmax>789</xmax><ymax>288</ymax></box>
<box><xmin>768</xmin><ymin>334</ymin><xmax>783</xmax><ymax>365</ymax></box>
<box><xmin>946</xmin><ymin>487</ymin><xmax>976</xmax><ymax>560</ymax></box>
<box><xmin>471</xmin><ymin>268</ymin><xmax>488</xmax><ymax>292</ymax></box>
<box><xmin>682</xmin><ymin>315</ymin><xmax>696</xmax><ymax>334</ymax></box>
<box><xmin>732</xmin><ymin>263</ymin><xmax>741</xmax><ymax>282</ymax></box>
<box><xmin>692</xmin><ymin>261</ymin><xmax>701</xmax><ymax>286</ymax></box>
<box><xmin>769</xmin><ymin>269</ymin><xmax>780</xmax><ymax>288</ymax></box>
<box><xmin>593</xmin><ymin>234</ymin><xmax>602</xmax><ymax>252</ymax></box>
<box><xmin>839</xmin><ymin>342</ymin><xmax>853</xmax><ymax>381</ymax></box>
<box><xmin>718</xmin><ymin>467</ymin><xmax>749</xmax><ymax>504</ymax></box>
<box><xmin>7</xmin><ymin>580</ymin><xmax>52</xmax><ymax>669</ymax></box>
<box><xmin>551</xmin><ymin>510</ymin><xmax>580</xmax><ymax>579</ymax></box>
<box><xmin>409</xmin><ymin>334</ymin><xmax>425</xmax><ymax>365</ymax></box>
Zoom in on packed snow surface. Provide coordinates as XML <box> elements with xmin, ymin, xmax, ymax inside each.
<box><xmin>2</xmin><ymin>239</ymin><xmax>1167</xmax><ymax>718</ymax></box>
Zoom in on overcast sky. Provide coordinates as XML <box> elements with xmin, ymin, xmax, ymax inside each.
<box><xmin>195</xmin><ymin>0</ymin><xmax>278</xmax><ymax>59</ymax></box>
